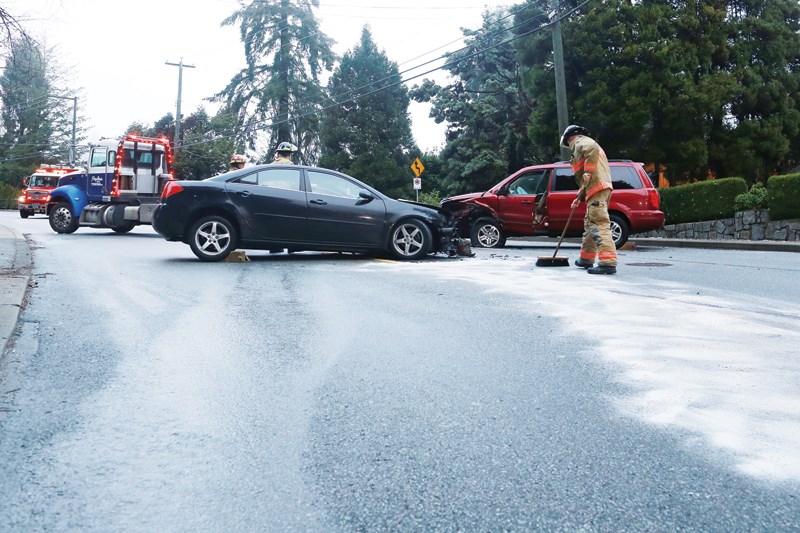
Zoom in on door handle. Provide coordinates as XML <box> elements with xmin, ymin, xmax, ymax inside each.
<box><xmin>309</xmin><ymin>199</ymin><xmax>327</xmax><ymax>205</ymax></box>
<box><xmin>521</xmin><ymin>200</ymin><xmax>532</xmax><ymax>204</ymax></box>
<box><xmin>238</xmin><ymin>191</ymin><xmax>252</xmax><ymax>198</ymax></box>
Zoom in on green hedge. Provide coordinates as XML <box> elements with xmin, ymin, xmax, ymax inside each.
<box><xmin>0</xmin><ymin>183</ymin><xmax>21</xmax><ymax>210</ymax></box>
<box><xmin>660</xmin><ymin>177</ymin><xmax>748</xmax><ymax>225</ymax></box>
<box><xmin>767</xmin><ymin>173</ymin><xmax>800</xmax><ymax>220</ymax></box>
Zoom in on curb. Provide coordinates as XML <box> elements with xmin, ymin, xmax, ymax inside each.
<box><xmin>0</xmin><ymin>226</ymin><xmax>32</xmax><ymax>355</ymax></box>
<box><xmin>630</xmin><ymin>237</ymin><xmax>800</xmax><ymax>253</ymax></box>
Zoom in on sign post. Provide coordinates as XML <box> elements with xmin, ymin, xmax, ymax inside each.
<box><xmin>411</xmin><ymin>157</ymin><xmax>425</xmax><ymax>201</ymax></box>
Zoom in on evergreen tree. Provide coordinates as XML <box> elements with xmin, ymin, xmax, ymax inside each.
<box><xmin>517</xmin><ymin>0</ymin><xmax>800</xmax><ymax>183</ymax></box>
<box><xmin>411</xmin><ymin>7</ymin><xmax>535</xmax><ymax>195</ymax></box>
<box><xmin>0</xmin><ymin>39</ymin><xmax>50</xmax><ymax>184</ymax></box>
<box><xmin>214</xmin><ymin>0</ymin><xmax>334</xmax><ymax>164</ymax></box>
<box><xmin>319</xmin><ymin>27</ymin><xmax>417</xmax><ymax>199</ymax></box>
<box><xmin>174</xmin><ymin>108</ymin><xmax>238</xmax><ymax>180</ymax></box>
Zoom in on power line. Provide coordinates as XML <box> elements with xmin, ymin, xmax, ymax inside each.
<box><xmin>184</xmin><ymin>0</ymin><xmax>591</xmax><ymax>150</ymax></box>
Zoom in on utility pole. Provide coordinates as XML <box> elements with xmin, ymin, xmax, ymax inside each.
<box><xmin>49</xmin><ymin>95</ymin><xmax>78</xmax><ymax>165</ymax></box>
<box><xmin>551</xmin><ymin>0</ymin><xmax>570</xmax><ymax>161</ymax></box>
<box><xmin>165</xmin><ymin>58</ymin><xmax>196</xmax><ymax>152</ymax></box>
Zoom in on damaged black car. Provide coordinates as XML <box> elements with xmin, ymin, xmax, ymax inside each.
<box><xmin>152</xmin><ymin>164</ymin><xmax>472</xmax><ymax>262</ymax></box>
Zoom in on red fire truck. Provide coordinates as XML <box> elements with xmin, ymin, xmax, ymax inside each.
<box><xmin>18</xmin><ymin>165</ymin><xmax>79</xmax><ymax>218</ymax></box>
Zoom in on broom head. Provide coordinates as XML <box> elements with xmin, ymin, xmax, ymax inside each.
<box><xmin>536</xmin><ymin>256</ymin><xmax>570</xmax><ymax>267</ymax></box>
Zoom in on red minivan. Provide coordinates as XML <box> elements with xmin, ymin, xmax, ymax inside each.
<box><xmin>440</xmin><ymin>160</ymin><xmax>664</xmax><ymax>248</ymax></box>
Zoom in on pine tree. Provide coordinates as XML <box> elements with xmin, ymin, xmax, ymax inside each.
<box><xmin>319</xmin><ymin>27</ymin><xmax>416</xmax><ymax>199</ymax></box>
<box><xmin>411</xmin><ymin>7</ymin><xmax>534</xmax><ymax>195</ymax></box>
<box><xmin>214</xmin><ymin>0</ymin><xmax>334</xmax><ymax>164</ymax></box>
<box><xmin>0</xmin><ymin>40</ymin><xmax>53</xmax><ymax>184</ymax></box>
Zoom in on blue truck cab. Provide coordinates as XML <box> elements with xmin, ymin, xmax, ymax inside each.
<box><xmin>48</xmin><ymin>135</ymin><xmax>173</xmax><ymax>234</ymax></box>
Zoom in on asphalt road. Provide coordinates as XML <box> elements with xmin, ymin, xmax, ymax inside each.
<box><xmin>1</xmin><ymin>211</ymin><xmax>799</xmax><ymax>532</ymax></box>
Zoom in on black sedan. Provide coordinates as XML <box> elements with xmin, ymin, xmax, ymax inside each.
<box><xmin>152</xmin><ymin>164</ymin><xmax>471</xmax><ymax>262</ymax></box>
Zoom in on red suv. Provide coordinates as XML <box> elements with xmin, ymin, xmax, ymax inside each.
<box><xmin>440</xmin><ymin>160</ymin><xmax>664</xmax><ymax>248</ymax></box>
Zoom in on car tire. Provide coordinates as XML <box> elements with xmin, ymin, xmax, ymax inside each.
<box><xmin>19</xmin><ymin>209</ymin><xmax>29</xmax><ymax>219</ymax></box>
<box><xmin>470</xmin><ymin>218</ymin><xmax>506</xmax><ymax>248</ymax></box>
<box><xmin>49</xmin><ymin>202</ymin><xmax>79</xmax><ymax>234</ymax></box>
<box><xmin>188</xmin><ymin>215</ymin><xmax>238</xmax><ymax>262</ymax></box>
<box><xmin>610</xmin><ymin>213</ymin><xmax>630</xmax><ymax>248</ymax></box>
<box><xmin>389</xmin><ymin>219</ymin><xmax>432</xmax><ymax>260</ymax></box>
<box><xmin>112</xmin><ymin>222</ymin><xmax>136</xmax><ymax>234</ymax></box>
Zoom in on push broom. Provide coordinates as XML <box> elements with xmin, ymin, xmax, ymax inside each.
<box><xmin>535</xmin><ymin>187</ymin><xmax>582</xmax><ymax>267</ymax></box>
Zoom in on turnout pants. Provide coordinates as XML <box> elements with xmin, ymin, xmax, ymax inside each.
<box><xmin>578</xmin><ymin>189</ymin><xmax>617</xmax><ymax>266</ymax></box>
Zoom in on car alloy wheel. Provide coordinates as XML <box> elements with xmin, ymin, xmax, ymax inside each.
<box><xmin>470</xmin><ymin>219</ymin><xmax>506</xmax><ymax>248</ymax></box>
<box><xmin>609</xmin><ymin>213</ymin><xmax>630</xmax><ymax>248</ymax></box>
<box><xmin>389</xmin><ymin>219</ymin><xmax>432</xmax><ymax>260</ymax></box>
<box><xmin>189</xmin><ymin>215</ymin><xmax>237</xmax><ymax>262</ymax></box>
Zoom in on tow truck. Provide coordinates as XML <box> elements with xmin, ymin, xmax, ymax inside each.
<box><xmin>18</xmin><ymin>165</ymin><xmax>78</xmax><ymax>218</ymax></box>
<box><xmin>47</xmin><ymin>135</ymin><xmax>174</xmax><ymax>234</ymax></box>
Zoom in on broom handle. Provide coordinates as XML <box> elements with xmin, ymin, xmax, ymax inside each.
<box><xmin>551</xmin><ymin>185</ymin><xmax>584</xmax><ymax>259</ymax></box>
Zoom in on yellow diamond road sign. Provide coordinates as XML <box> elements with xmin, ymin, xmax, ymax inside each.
<box><xmin>411</xmin><ymin>157</ymin><xmax>425</xmax><ymax>177</ymax></box>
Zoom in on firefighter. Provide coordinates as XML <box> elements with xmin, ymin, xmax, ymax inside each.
<box><xmin>560</xmin><ymin>124</ymin><xmax>617</xmax><ymax>275</ymax></box>
<box><xmin>229</xmin><ymin>153</ymin><xmax>246</xmax><ymax>171</ymax></box>
<box><xmin>272</xmin><ymin>142</ymin><xmax>298</xmax><ymax>164</ymax></box>
<box><xmin>272</xmin><ymin>141</ymin><xmax>297</xmax><ymax>165</ymax></box>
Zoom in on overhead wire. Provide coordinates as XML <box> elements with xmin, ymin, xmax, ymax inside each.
<box><xmin>185</xmin><ymin>0</ymin><xmax>589</xmax><ymax>149</ymax></box>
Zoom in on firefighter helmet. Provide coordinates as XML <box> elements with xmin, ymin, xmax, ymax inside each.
<box><xmin>229</xmin><ymin>154</ymin><xmax>247</xmax><ymax>165</ymax></box>
<box><xmin>275</xmin><ymin>142</ymin><xmax>298</xmax><ymax>154</ymax></box>
<box><xmin>560</xmin><ymin>125</ymin><xmax>590</xmax><ymax>147</ymax></box>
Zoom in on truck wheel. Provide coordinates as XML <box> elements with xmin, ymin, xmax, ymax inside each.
<box><xmin>189</xmin><ymin>215</ymin><xmax>238</xmax><ymax>262</ymax></box>
<box><xmin>49</xmin><ymin>202</ymin><xmax>79</xmax><ymax>234</ymax></box>
<box><xmin>19</xmin><ymin>209</ymin><xmax>29</xmax><ymax>219</ymax></box>
<box><xmin>470</xmin><ymin>218</ymin><xmax>506</xmax><ymax>248</ymax></box>
<box><xmin>112</xmin><ymin>222</ymin><xmax>136</xmax><ymax>234</ymax></box>
<box><xmin>610</xmin><ymin>213</ymin><xmax>630</xmax><ymax>248</ymax></box>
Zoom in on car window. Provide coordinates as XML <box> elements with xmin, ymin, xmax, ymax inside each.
<box><xmin>553</xmin><ymin>168</ymin><xmax>579</xmax><ymax>191</ymax></box>
<box><xmin>610</xmin><ymin>166</ymin><xmax>642</xmax><ymax>189</ymax></box>
<box><xmin>508</xmin><ymin>170</ymin><xmax>548</xmax><ymax>196</ymax></box>
<box><xmin>307</xmin><ymin>170</ymin><xmax>364</xmax><ymax>199</ymax></box>
<box><xmin>257</xmin><ymin>168</ymin><xmax>302</xmax><ymax>191</ymax></box>
<box><xmin>235</xmin><ymin>172</ymin><xmax>258</xmax><ymax>185</ymax></box>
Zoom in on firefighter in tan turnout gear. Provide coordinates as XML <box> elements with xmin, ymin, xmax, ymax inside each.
<box><xmin>560</xmin><ymin>125</ymin><xmax>618</xmax><ymax>275</ymax></box>
<box><xmin>272</xmin><ymin>141</ymin><xmax>298</xmax><ymax>164</ymax></box>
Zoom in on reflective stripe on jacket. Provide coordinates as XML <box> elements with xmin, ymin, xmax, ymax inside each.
<box><xmin>568</xmin><ymin>135</ymin><xmax>612</xmax><ymax>202</ymax></box>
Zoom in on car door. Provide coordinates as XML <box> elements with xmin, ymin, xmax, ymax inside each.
<box><xmin>547</xmin><ymin>167</ymin><xmax>585</xmax><ymax>232</ymax></box>
<box><xmin>225</xmin><ymin>167</ymin><xmax>307</xmax><ymax>242</ymax></box>
<box><xmin>304</xmin><ymin>169</ymin><xmax>387</xmax><ymax>246</ymax></box>
<box><xmin>494</xmin><ymin>169</ymin><xmax>549</xmax><ymax>234</ymax></box>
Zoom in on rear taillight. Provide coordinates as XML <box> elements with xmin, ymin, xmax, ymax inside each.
<box><xmin>648</xmin><ymin>189</ymin><xmax>660</xmax><ymax>210</ymax></box>
<box><xmin>161</xmin><ymin>181</ymin><xmax>184</xmax><ymax>199</ymax></box>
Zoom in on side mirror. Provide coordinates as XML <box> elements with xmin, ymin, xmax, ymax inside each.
<box><xmin>22</xmin><ymin>177</ymin><xmax>28</xmax><ymax>187</ymax></box>
<box><xmin>496</xmin><ymin>186</ymin><xmax>508</xmax><ymax>196</ymax></box>
<box><xmin>357</xmin><ymin>190</ymin><xmax>375</xmax><ymax>204</ymax></box>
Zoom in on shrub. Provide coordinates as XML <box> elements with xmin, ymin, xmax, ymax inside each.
<box><xmin>767</xmin><ymin>173</ymin><xmax>800</xmax><ymax>220</ymax></box>
<box><xmin>0</xmin><ymin>183</ymin><xmax>21</xmax><ymax>210</ymax></box>
<box><xmin>660</xmin><ymin>177</ymin><xmax>748</xmax><ymax>225</ymax></box>
<box><xmin>734</xmin><ymin>182</ymin><xmax>769</xmax><ymax>212</ymax></box>
<box><xmin>418</xmin><ymin>189</ymin><xmax>443</xmax><ymax>206</ymax></box>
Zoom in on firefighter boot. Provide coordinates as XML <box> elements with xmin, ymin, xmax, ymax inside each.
<box><xmin>575</xmin><ymin>258</ymin><xmax>594</xmax><ymax>269</ymax></box>
<box><xmin>587</xmin><ymin>265</ymin><xmax>617</xmax><ymax>275</ymax></box>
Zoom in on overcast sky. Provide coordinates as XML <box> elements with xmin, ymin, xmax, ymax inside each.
<box><xmin>9</xmin><ymin>0</ymin><xmax>512</xmax><ymax>155</ymax></box>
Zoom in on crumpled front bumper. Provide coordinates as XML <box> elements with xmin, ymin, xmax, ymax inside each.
<box><xmin>438</xmin><ymin>227</ymin><xmax>474</xmax><ymax>257</ymax></box>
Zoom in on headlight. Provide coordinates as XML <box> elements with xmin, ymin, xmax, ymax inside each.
<box><xmin>18</xmin><ymin>195</ymin><xmax>25</xmax><ymax>203</ymax></box>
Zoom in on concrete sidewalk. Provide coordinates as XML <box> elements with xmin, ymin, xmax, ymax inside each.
<box><xmin>0</xmin><ymin>225</ymin><xmax>32</xmax><ymax>355</ymax></box>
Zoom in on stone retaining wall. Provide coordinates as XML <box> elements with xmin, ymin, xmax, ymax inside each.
<box><xmin>635</xmin><ymin>209</ymin><xmax>800</xmax><ymax>241</ymax></box>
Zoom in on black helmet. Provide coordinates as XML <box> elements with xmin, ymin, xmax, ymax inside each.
<box><xmin>560</xmin><ymin>124</ymin><xmax>590</xmax><ymax>147</ymax></box>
